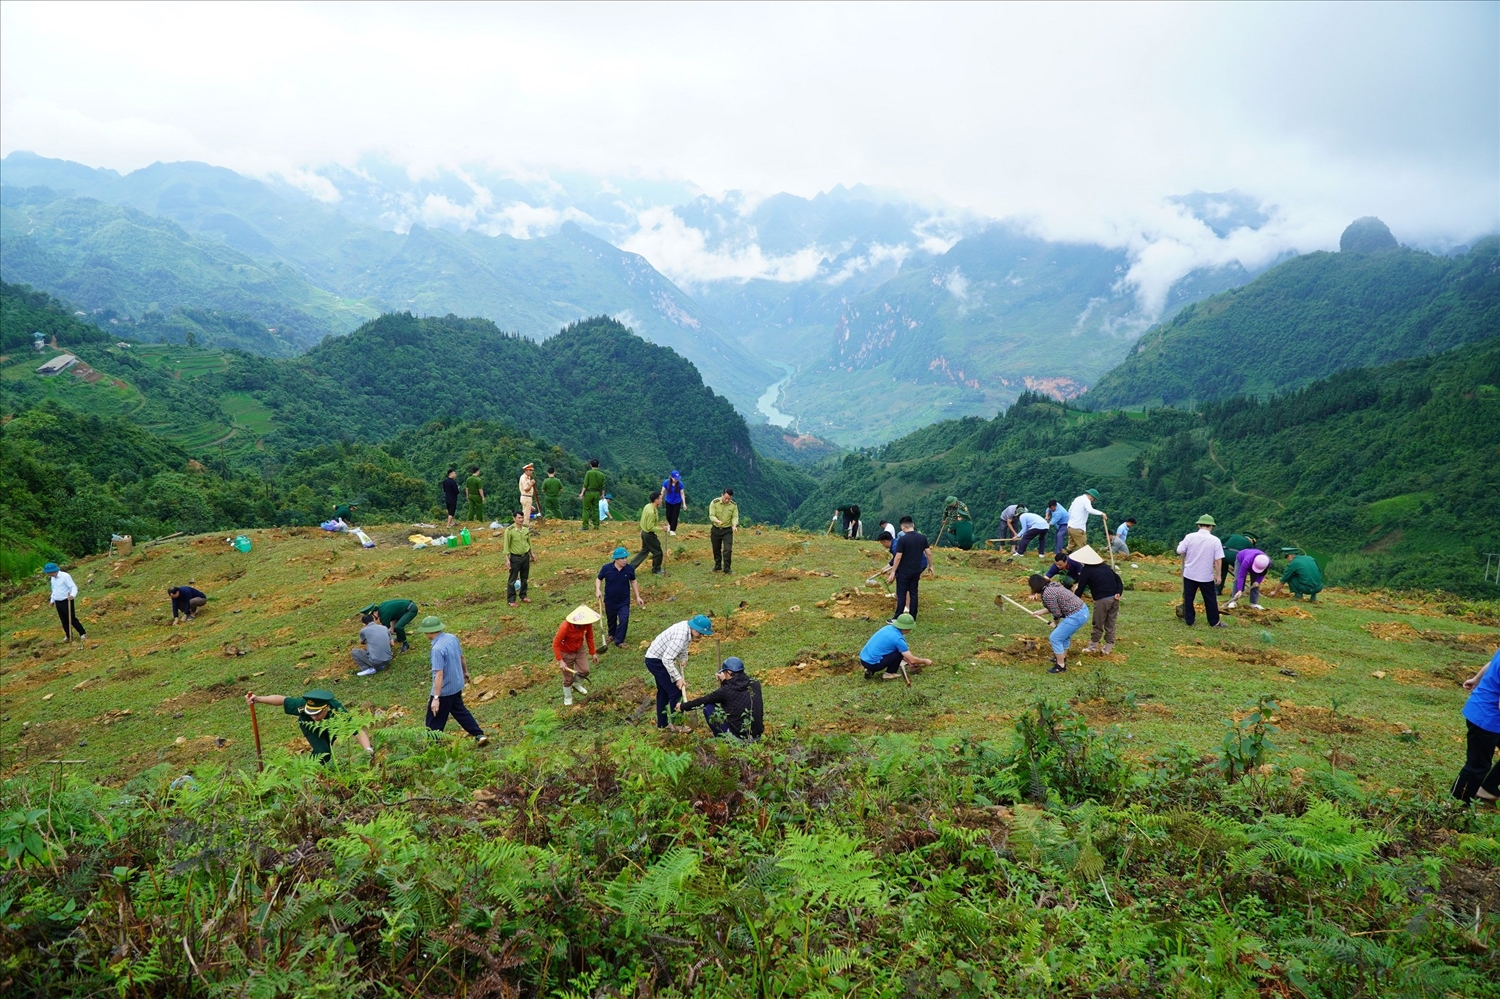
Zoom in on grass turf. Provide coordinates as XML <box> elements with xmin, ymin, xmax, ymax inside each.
<box><xmin>4</xmin><ymin>523</ymin><xmax>1496</xmax><ymax>790</ymax></box>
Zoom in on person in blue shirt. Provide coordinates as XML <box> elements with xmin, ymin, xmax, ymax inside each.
<box><xmin>661</xmin><ymin>470</ymin><xmax>687</xmax><ymax>535</ymax></box>
<box><xmin>168</xmin><ymin>584</ymin><xmax>207</xmax><ymax>624</ymax></box>
<box><xmin>596</xmin><ymin>547</ymin><xmax>645</xmax><ymax>649</ymax></box>
<box><xmin>859</xmin><ymin>613</ymin><xmax>932</xmax><ymax>680</ymax></box>
<box><xmin>421</xmin><ymin>616</ymin><xmax>487</xmax><ymax>745</ymax></box>
<box><xmin>1011</xmin><ymin>510</ymin><xmax>1051</xmax><ymax>556</ymax></box>
<box><xmin>1111</xmin><ymin>517</ymin><xmax>1136</xmax><ymax>555</ymax></box>
<box><xmin>1453</xmin><ymin>649</ymin><xmax>1500</xmax><ymax>803</ymax></box>
<box><xmin>1046</xmin><ymin>500</ymin><xmax>1069</xmax><ymax>558</ymax></box>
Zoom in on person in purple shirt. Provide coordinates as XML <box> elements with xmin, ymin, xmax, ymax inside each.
<box><xmin>1453</xmin><ymin>649</ymin><xmax>1500</xmax><ymax>803</ymax></box>
<box><xmin>1227</xmin><ymin>549</ymin><xmax>1271</xmax><ymax>610</ymax></box>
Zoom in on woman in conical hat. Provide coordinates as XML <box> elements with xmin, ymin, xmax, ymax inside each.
<box><xmin>555</xmin><ymin>605</ymin><xmax>601</xmax><ymax>706</ymax></box>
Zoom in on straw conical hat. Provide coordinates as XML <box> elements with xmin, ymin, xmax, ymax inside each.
<box><xmin>565</xmin><ymin>605</ymin><xmax>601</xmax><ymax>625</ymax></box>
<box><xmin>1072</xmin><ymin>545</ymin><xmax>1104</xmax><ymax>566</ymax></box>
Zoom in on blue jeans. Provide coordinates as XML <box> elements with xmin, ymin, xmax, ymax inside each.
<box><xmin>645</xmin><ymin>657</ymin><xmax>682</xmax><ymax>728</ymax></box>
<box><xmin>1049</xmin><ymin>607</ymin><xmax>1090</xmax><ymax>655</ymax></box>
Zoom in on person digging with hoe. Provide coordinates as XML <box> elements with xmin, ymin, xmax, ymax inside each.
<box><xmin>168</xmin><ymin>583</ymin><xmax>208</xmax><ymax>624</ymax></box>
<box><xmin>859</xmin><ymin>612</ymin><xmax>932</xmax><ymax>681</ymax></box>
<box><xmin>1452</xmin><ymin>646</ymin><xmax>1500</xmax><ymax>805</ymax></box>
<box><xmin>244</xmin><ymin>689</ymin><xmax>371</xmax><ymax>765</ymax></box>
<box><xmin>644</xmin><ymin>615</ymin><xmax>713</xmax><ymax>731</ymax></box>
<box><xmin>680</xmin><ymin>657</ymin><xmax>764</xmax><ymax>739</ymax></box>
<box><xmin>597</xmin><ymin>547</ymin><xmax>645</xmax><ymax>650</ymax></box>
<box><xmin>555</xmin><ymin>605</ymin><xmax>599</xmax><ymax>706</ymax></box>
<box><xmin>421</xmin><ymin>616</ymin><xmax>488</xmax><ymax>744</ymax></box>
<box><xmin>44</xmin><ymin>563</ymin><xmax>87</xmax><ymax>643</ymax></box>
<box><xmin>1029</xmin><ymin>574</ymin><xmax>1090</xmax><ymax>674</ymax></box>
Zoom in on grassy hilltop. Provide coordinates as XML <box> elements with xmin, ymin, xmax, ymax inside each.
<box><xmin>5</xmin><ymin>522</ymin><xmax>1500</xmax><ymax>994</ymax></box>
<box><xmin>7</xmin><ymin>522</ymin><xmax>1498</xmax><ymax>784</ymax></box>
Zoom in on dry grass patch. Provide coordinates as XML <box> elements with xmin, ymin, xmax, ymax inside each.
<box><xmin>823</xmin><ymin>589</ymin><xmax>894</xmax><ymax>621</ymax></box>
<box><xmin>762</xmin><ymin>649</ymin><xmax>863</xmax><ymax>686</ymax></box>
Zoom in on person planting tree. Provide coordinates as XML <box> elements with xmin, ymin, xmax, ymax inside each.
<box><xmin>858</xmin><ymin>613</ymin><xmax>931</xmax><ymax>681</ymax></box>
<box><xmin>680</xmin><ymin>657</ymin><xmax>764</xmax><ymax>739</ymax></box>
<box><xmin>644</xmin><ymin>615</ymin><xmax>713</xmax><ymax>730</ymax></box>
<box><xmin>554</xmin><ymin>605</ymin><xmax>599</xmax><ymax>706</ymax></box>
<box><xmin>1453</xmin><ymin>647</ymin><xmax>1500</xmax><ymax>804</ymax></box>
<box><xmin>1029</xmin><ymin>574</ymin><xmax>1089</xmax><ymax>674</ymax></box>
<box><xmin>361</xmin><ymin>598</ymin><xmax>420</xmax><ymax>653</ymax></box>
<box><xmin>168</xmin><ymin>583</ymin><xmax>207</xmax><ymax>624</ymax></box>
<box><xmin>244</xmin><ymin>689</ymin><xmax>372</xmax><ymax>764</ymax></box>
<box><xmin>1227</xmin><ymin>549</ymin><xmax>1272</xmax><ymax>610</ymax></box>
<box><xmin>1267</xmin><ymin>550</ymin><xmax>1324</xmax><ymax>602</ymax></box>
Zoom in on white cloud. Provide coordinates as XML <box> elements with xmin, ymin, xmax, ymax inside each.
<box><xmin>942</xmin><ymin>268</ymin><xmax>969</xmax><ymax>303</ymax></box>
<box><xmin>824</xmin><ymin>242</ymin><xmax>913</xmax><ymax>285</ymax></box>
<box><xmin>622</xmin><ymin>206</ymin><xmax>824</xmax><ymax>286</ymax></box>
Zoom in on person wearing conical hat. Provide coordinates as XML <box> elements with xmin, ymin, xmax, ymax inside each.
<box><xmin>555</xmin><ymin>605</ymin><xmax>600</xmax><ymax>706</ymax></box>
<box><xmin>1176</xmin><ymin>515</ymin><xmax>1226</xmax><ymax>628</ymax></box>
<box><xmin>244</xmin><ymin>688</ymin><xmax>372</xmax><ymax>764</ymax></box>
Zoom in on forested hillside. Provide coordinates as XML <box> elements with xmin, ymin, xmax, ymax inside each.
<box><xmin>1087</xmin><ymin>226</ymin><xmax>1500</xmax><ymax>408</ymax></box>
<box><xmin>1</xmin><ymin>287</ymin><xmax>812</xmax><ymax>566</ymax></box>
<box><xmin>793</xmin><ymin>337</ymin><xmax>1500</xmax><ymax>595</ymax></box>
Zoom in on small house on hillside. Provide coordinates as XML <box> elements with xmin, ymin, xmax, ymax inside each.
<box><xmin>36</xmin><ymin>353</ymin><xmax>79</xmax><ymax>376</ymax></box>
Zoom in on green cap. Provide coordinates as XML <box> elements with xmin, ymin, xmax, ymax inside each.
<box><xmin>891</xmin><ymin>613</ymin><xmax>916</xmax><ymax>630</ymax></box>
<box><xmin>359</xmin><ymin>603</ymin><xmax>378</xmax><ymax>614</ymax></box>
<box><xmin>418</xmin><ymin>615</ymin><xmax>445</xmax><ymax>633</ymax></box>
<box><xmin>1085</xmin><ymin>489</ymin><xmax>1100</xmax><ymax>500</ymax></box>
<box><xmin>945</xmin><ymin>495</ymin><xmax>959</xmax><ymax>505</ymax></box>
<box><xmin>1196</xmin><ymin>514</ymin><xmax>1216</xmax><ymax>526</ymax></box>
<box><xmin>302</xmin><ymin>690</ymin><xmax>335</xmax><ymax>712</ymax></box>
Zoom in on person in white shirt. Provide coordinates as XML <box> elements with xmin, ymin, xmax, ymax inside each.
<box><xmin>44</xmin><ymin>562</ymin><xmax>87</xmax><ymax>641</ymax></box>
<box><xmin>1066</xmin><ymin>490</ymin><xmax>1106</xmax><ymax>554</ymax></box>
<box><xmin>1176</xmin><ymin>515</ymin><xmax>1226</xmax><ymax>628</ymax></box>
<box><xmin>644</xmin><ymin>615</ymin><xmax>714</xmax><ymax>730</ymax></box>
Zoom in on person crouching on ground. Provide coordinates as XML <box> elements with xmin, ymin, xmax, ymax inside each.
<box><xmin>1111</xmin><ymin>517</ymin><xmax>1136</xmax><ymax>555</ymax></box>
<box><xmin>1029</xmin><ymin>574</ymin><xmax>1089</xmax><ymax>674</ymax></box>
<box><xmin>1267</xmin><ymin>551</ymin><xmax>1324</xmax><ymax>602</ymax></box>
<box><xmin>352</xmin><ymin>612</ymin><xmax>393</xmax><ymax>676</ymax></box>
<box><xmin>1453</xmin><ymin>647</ymin><xmax>1500</xmax><ymax>805</ymax></box>
<box><xmin>681</xmin><ymin>657</ymin><xmax>764</xmax><ymax>739</ymax></box>
<box><xmin>858</xmin><ymin>612</ymin><xmax>932</xmax><ymax>680</ymax></box>
<box><xmin>244</xmin><ymin>689</ymin><xmax>371</xmax><ymax>764</ymax></box>
<box><xmin>168</xmin><ymin>584</ymin><xmax>207</xmax><ymax>624</ymax></box>
<box><xmin>644</xmin><ymin>615</ymin><xmax>713</xmax><ymax>730</ymax></box>
<box><xmin>555</xmin><ymin>605</ymin><xmax>599</xmax><ymax>706</ymax></box>
<box><xmin>421</xmin><ymin>616</ymin><xmax>487</xmax><ymax>745</ymax></box>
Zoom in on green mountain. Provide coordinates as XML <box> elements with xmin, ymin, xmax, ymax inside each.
<box><xmin>0</xmin><ymin>154</ymin><xmax>774</xmax><ymax>411</ymax></box>
<box><xmin>769</xmin><ymin>224</ymin><xmax>1253</xmax><ymax>445</ymax></box>
<box><xmin>2</xmin><ymin>286</ymin><xmax>813</xmax><ymax>561</ymax></box>
<box><xmin>792</xmin><ymin>336</ymin><xmax>1500</xmax><ymax>595</ymax></box>
<box><xmin>1086</xmin><ymin>226</ymin><xmax>1500</xmax><ymax>409</ymax></box>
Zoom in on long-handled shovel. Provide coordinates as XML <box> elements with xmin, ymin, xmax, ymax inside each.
<box><xmin>1102</xmin><ymin>515</ymin><xmax>1116</xmax><ymax>570</ymax></box>
<box><xmin>997</xmin><ymin>591</ymin><xmax>1051</xmax><ymax>623</ymax></box>
<box><xmin>248</xmin><ymin>700</ymin><xmax>264</xmax><ymax>772</ymax></box>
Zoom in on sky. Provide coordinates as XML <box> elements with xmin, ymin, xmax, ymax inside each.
<box><xmin>2</xmin><ymin>1</ymin><xmax>1496</xmax><ymax>304</ymax></box>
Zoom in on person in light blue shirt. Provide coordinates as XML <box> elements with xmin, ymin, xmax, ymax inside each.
<box><xmin>1111</xmin><ymin>517</ymin><xmax>1136</xmax><ymax>555</ymax></box>
<box><xmin>421</xmin><ymin>617</ymin><xmax>486</xmax><ymax>743</ymax></box>
<box><xmin>859</xmin><ymin>614</ymin><xmax>931</xmax><ymax>680</ymax></box>
<box><xmin>1012</xmin><ymin>511</ymin><xmax>1051</xmax><ymax>555</ymax></box>
<box><xmin>1046</xmin><ymin>500</ymin><xmax>1069</xmax><ymax>557</ymax></box>
<box><xmin>1453</xmin><ymin>648</ymin><xmax>1500</xmax><ymax>803</ymax></box>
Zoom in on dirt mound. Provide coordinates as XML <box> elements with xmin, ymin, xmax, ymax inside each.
<box><xmin>1365</xmin><ymin>621</ymin><xmax>1421</xmax><ymax>642</ymax></box>
<box><xmin>737</xmin><ymin>567</ymin><xmax>832</xmax><ymax>589</ymax></box>
<box><xmin>718</xmin><ymin>609</ymin><xmax>776</xmax><ymax>640</ymax></box>
<box><xmin>1170</xmin><ymin>643</ymin><xmax>1337</xmax><ymax>676</ymax></box>
<box><xmin>762</xmin><ymin>650</ymin><xmax>863</xmax><ymax>687</ymax></box>
<box><xmin>974</xmin><ymin>634</ymin><xmax>1046</xmax><ymax>663</ymax></box>
<box><xmin>823</xmin><ymin>589</ymin><xmax>894</xmax><ymax>621</ymax></box>
<box><xmin>1276</xmin><ymin>701</ymin><xmax>1378</xmax><ymax>735</ymax></box>
<box><xmin>1363</xmin><ymin>621</ymin><xmax>1495</xmax><ymax>653</ymax></box>
<box><xmin>1131</xmin><ymin>580</ymin><xmax>1179</xmax><ymax>593</ymax></box>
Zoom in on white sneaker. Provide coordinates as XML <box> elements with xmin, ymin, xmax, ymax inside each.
<box><xmin>356</xmin><ymin>667</ymin><xmax>378</xmax><ymax>677</ymax></box>
<box><xmin>1226</xmin><ymin>601</ymin><xmax>1238</xmax><ymax>610</ymax></box>
<box><xmin>1250</xmin><ymin>603</ymin><xmax>1265</xmax><ymax>611</ymax></box>
<box><xmin>563</xmin><ymin>687</ymin><xmax>573</xmax><ymax>706</ymax></box>
<box><xmin>573</xmin><ymin>682</ymin><xmax>588</xmax><ymax>695</ymax></box>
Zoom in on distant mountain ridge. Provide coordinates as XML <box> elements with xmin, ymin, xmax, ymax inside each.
<box><xmin>1085</xmin><ymin>223</ymin><xmax>1500</xmax><ymax>409</ymax></box>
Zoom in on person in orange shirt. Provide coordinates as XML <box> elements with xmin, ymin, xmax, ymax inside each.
<box><xmin>554</xmin><ymin>605</ymin><xmax>600</xmax><ymax>706</ymax></box>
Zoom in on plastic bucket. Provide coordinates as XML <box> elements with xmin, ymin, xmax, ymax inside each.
<box><xmin>460</xmin><ymin>528</ymin><xmax>472</xmax><ymax>546</ymax></box>
<box><xmin>232</xmin><ymin>536</ymin><xmax>252</xmax><ymax>553</ymax></box>
<box><xmin>446</xmin><ymin>536</ymin><xmax>459</xmax><ymax>548</ymax></box>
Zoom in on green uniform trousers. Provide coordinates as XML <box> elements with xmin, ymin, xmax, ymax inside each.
<box><xmin>581</xmin><ymin>491</ymin><xmax>601</xmax><ymax>529</ymax></box>
<box><xmin>467</xmin><ymin>497</ymin><xmax>485</xmax><ymax>522</ymax></box>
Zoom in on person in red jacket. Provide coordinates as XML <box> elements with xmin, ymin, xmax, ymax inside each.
<box><xmin>554</xmin><ymin>605</ymin><xmax>600</xmax><ymax>706</ymax></box>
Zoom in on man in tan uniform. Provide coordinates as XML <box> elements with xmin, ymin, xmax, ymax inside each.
<box><xmin>518</xmin><ymin>463</ymin><xmax>537</xmax><ymax>522</ymax></box>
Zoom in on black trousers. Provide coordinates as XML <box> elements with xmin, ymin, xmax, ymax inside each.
<box><xmin>605</xmin><ymin>599</ymin><xmax>631</xmax><ymax>647</ymax></box>
<box><xmin>54</xmin><ymin>600</ymin><xmax>86</xmax><ymax>638</ymax></box>
<box><xmin>507</xmin><ymin>553</ymin><xmax>531</xmax><ymax>600</ymax></box>
<box><xmin>664</xmin><ymin>502</ymin><xmax>682</xmax><ymax>531</ymax></box>
<box><xmin>645</xmin><ymin>657</ymin><xmax>683</xmax><ymax>728</ymax></box>
<box><xmin>1452</xmin><ymin>720</ymin><xmax>1500</xmax><ymax>801</ymax></box>
<box><xmin>1014</xmin><ymin>528</ymin><xmax>1048</xmax><ymax>555</ymax></box>
<box><xmin>632</xmin><ymin>531</ymin><xmax>663</xmax><ymax>572</ymax></box>
<box><xmin>1181</xmin><ymin>578</ymin><xmax>1220</xmax><ymax>626</ymax></box>
<box><xmin>894</xmin><ymin>573</ymin><xmax>922</xmax><ymax>618</ymax></box>
<box><xmin>711</xmin><ymin>526</ymin><xmax>733</xmax><ymax>572</ymax></box>
<box><xmin>426</xmin><ymin>692</ymin><xmax>483</xmax><ymax>737</ymax></box>
<box><xmin>862</xmin><ymin>649</ymin><xmax>904</xmax><ymax>676</ymax></box>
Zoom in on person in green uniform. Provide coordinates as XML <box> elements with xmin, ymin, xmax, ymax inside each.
<box><xmin>1267</xmin><ymin>551</ymin><xmax>1324</xmax><ymax>601</ymax></box>
<box><xmin>541</xmin><ymin>466</ymin><xmax>564</xmax><ymax>521</ymax></box>
<box><xmin>941</xmin><ymin>495</ymin><xmax>974</xmax><ymax>550</ymax></box>
<box><xmin>502</xmin><ymin>510</ymin><xmax>536</xmax><ymax>605</ymax></box>
<box><xmin>244</xmin><ymin>689</ymin><xmax>372</xmax><ymax>764</ymax></box>
<box><xmin>580</xmin><ymin>459</ymin><xmax>607</xmax><ymax>530</ymax></box>
<box><xmin>464</xmin><ymin>466</ymin><xmax>485</xmax><ymax>523</ymax></box>
<box><xmin>632</xmin><ymin>489</ymin><xmax>665</xmax><ymax>574</ymax></box>
<box><xmin>361</xmin><ymin>599</ymin><xmax>420</xmax><ymax>653</ymax></box>
<box><xmin>332</xmin><ymin>502</ymin><xmax>357</xmax><ymax>524</ymax></box>
<box><xmin>708</xmin><ymin>488</ymin><xmax>739</xmax><ymax>573</ymax></box>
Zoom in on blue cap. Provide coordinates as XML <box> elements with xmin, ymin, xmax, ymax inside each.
<box><xmin>611</xmin><ymin>547</ymin><xmax>629</xmax><ymax>560</ymax></box>
<box><xmin>43</xmin><ymin>562</ymin><xmax>59</xmax><ymax>573</ymax></box>
<box><xmin>720</xmin><ymin>656</ymin><xmax>745</xmax><ymax>673</ymax></box>
<box><xmin>689</xmin><ymin>614</ymin><xmax>713</xmax><ymax>635</ymax></box>
<box><xmin>604</xmin><ymin>493</ymin><xmax>614</xmax><ymax>499</ymax></box>
<box><xmin>670</xmin><ymin>470</ymin><xmax>680</xmax><ymax>479</ymax></box>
